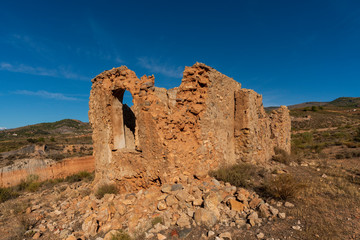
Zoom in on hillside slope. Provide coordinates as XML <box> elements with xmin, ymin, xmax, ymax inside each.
<box><xmin>288</xmin><ymin>97</ymin><xmax>360</xmax><ymax>109</ymax></box>
<box><xmin>0</xmin><ymin>119</ymin><xmax>92</xmax><ymax>166</ymax></box>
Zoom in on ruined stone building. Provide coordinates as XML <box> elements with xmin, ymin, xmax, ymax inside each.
<box><xmin>89</xmin><ymin>63</ymin><xmax>291</xmax><ymax>191</ymax></box>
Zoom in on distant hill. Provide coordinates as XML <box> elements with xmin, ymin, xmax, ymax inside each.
<box><xmin>287</xmin><ymin>101</ymin><xmax>328</xmax><ymax>110</ymax></box>
<box><xmin>0</xmin><ymin>119</ymin><xmax>92</xmax><ymax>153</ymax></box>
<box><xmin>3</xmin><ymin>119</ymin><xmax>91</xmax><ymax>136</ymax></box>
<box><xmin>285</xmin><ymin>97</ymin><xmax>360</xmax><ymax>110</ymax></box>
<box><xmin>265</xmin><ymin>97</ymin><xmax>360</xmax><ymax>112</ymax></box>
<box><xmin>328</xmin><ymin>97</ymin><xmax>360</xmax><ymax>108</ymax></box>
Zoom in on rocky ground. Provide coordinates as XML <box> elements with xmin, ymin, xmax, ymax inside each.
<box><xmin>1</xmin><ymin>148</ymin><xmax>359</xmax><ymax>240</ymax></box>
<box><xmin>0</xmin><ymin>169</ymin><xmax>306</xmax><ymax>240</ymax></box>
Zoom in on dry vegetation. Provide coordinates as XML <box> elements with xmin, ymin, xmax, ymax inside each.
<box><xmin>0</xmin><ymin>171</ymin><xmax>94</xmax><ymax>204</ymax></box>
<box><xmin>95</xmin><ymin>183</ymin><xmax>118</xmax><ymax>199</ymax></box>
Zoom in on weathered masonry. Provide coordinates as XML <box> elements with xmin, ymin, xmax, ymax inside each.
<box><xmin>89</xmin><ymin>63</ymin><xmax>291</xmax><ymax>191</ymax></box>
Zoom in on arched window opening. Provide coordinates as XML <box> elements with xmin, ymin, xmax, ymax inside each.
<box><xmin>111</xmin><ymin>89</ymin><xmax>136</xmax><ymax>150</ymax></box>
<box><xmin>123</xmin><ymin>90</ymin><xmax>134</xmax><ymax>107</ymax></box>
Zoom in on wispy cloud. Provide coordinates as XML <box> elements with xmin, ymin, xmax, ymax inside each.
<box><xmin>4</xmin><ymin>34</ymin><xmax>50</xmax><ymax>56</ymax></box>
<box><xmin>13</xmin><ymin>90</ymin><xmax>79</xmax><ymax>101</ymax></box>
<box><xmin>74</xmin><ymin>47</ymin><xmax>124</xmax><ymax>64</ymax></box>
<box><xmin>0</xmin><ymin>127</ymin><xmax>6</xmax><ymax>131</ymax></box>
<box><xmin>114</xmin><ymin>56</ymin><xmax>124</xmax><ymax>64</ymax></box>
<box><xmin>17</xmin><ymin>35</ymin><xmax>48</xmax><ymax>52</ymax></box>
<box><xmin>0</xmin><ymin>62</ymin><xmax>89</xmax><ymax>81</ymax></box>
<box><xmin>137</xmin><ymin>57</ymin><xmax>183</xmax><ymax>78</ymax></box>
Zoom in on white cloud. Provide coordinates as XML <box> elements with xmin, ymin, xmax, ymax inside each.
<box><xmin>0</xmin><ymin>62</ymin><xmax>56</xmax><ymax>77</ymax></box>
<box><xmin>0</xmin><ymin>62</ymin><xmax>89</xmax><ymax>81</ymax></box>
<box><xmin>13</xmin><ymin>90</ymin><xmax>79</xmax><ymax>101</ymax></box>
<box><xmin>0</xmin><ymin>127</ymin><xmax>6</xmax><ymax>130</ymax></box>
<box><xmin>137</xmin><ymin>57</ymin><xmax>183</xmax><ymax>78</ymax></box>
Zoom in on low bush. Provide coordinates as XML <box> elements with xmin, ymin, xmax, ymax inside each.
<box><xmin>16</xmin><ymin>174</ymin><xmax>41</xmax><ymax>192</ymax></box>
<box><xmin>265</xmin><ymin>174</ymin><xmax>305</xmax><ymax>200</ymax></box>
<box><xmin>95</xmin><ymin>183</ymin><xmax>118</xmax><ymax>199</ymax></box>
<box><xmin>209</xmin><ymin>163</ymin><xmax>257</xmax><ymax>188</ymax></box>
<box><xmin>110</xmin><ymin>230</ymin><xmax>133</xmax><ymax>240</ymax></box>
<box><xmin>65</xmin><ymin>171</ymin><xmax>94</xmax><ymax>183</ymax></box>
<box><xmin>0</xmin><ymin>187</ymin><xmax>19</xmax><ymax>203</ymax></box>
<box><xmin>151</xmin><ymin>216</ymin><xmax>164</xmax><ymax>226</ymax></box>
<box><xmin>0</xmin><ymin>171</ymin><xmax>95</xmax><ymax>203</ymax></box>
<box><xmin>272</xmin><ymin>147</ymin><xmax>291</xmax><ymax>165</ymax></box>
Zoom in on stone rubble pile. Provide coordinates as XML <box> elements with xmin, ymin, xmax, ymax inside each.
<box><xmin>23</xmin><ymin>174</ymin><xmax>286</xmax><ymax>240</ymax></box>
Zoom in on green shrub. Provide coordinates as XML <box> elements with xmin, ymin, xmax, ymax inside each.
<box><xmin>0</xmin><ymin>187</ymin><xmax>19</xmax><ymax>203</ymax></box>
<box><xmin>265</xmin><ymin>174</ymin><xmax>305</xmax><ymax>200</ymax></box>
<box><xmin>151</xmin><ymin>216</ymin><xmax>164</xmax><ymax>226</ymax></box>
<box><xmin>95</xmin><ymin>183</ymin><xmax>118</xmax><ymax>199</ymax></box>
<box><xmin>16</xmin><ymin>174</ymin><xmax>41</xmax><ymax>192</ymax></box>
<box><xmin>65</xmin><ymin>171</ymin><xmax>94</xmax><ymax>183</ymax></box>
<box><xmin>110</xmin><ymin>230</ymin><xmax>133</xmax><ymax>240</ymax></box>
<box><xmin>209</xmin><ymin>163</ymin><xmax>256</xmax><ymax>188</ymax></box>
<box><xmin>301</xmin><ymin>132</ymin><xmax>313</xmax><ymax>144</ymax></box>
<box><xmin>26</xmin><ymin>182</ymin><xmax>41</xmax><ymax>192</ymax></box>
<box><xmin>41</xmin><ymin>178</ymin><xmax>65</xmax><ymax>188</ymax></box>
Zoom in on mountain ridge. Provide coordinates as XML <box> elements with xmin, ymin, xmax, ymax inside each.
<box><xmin>266</xmin><ymin>97</ymin><xmax>360</xmax><ymax>110</ymax></box>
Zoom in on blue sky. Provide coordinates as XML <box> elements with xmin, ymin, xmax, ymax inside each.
<box><xmin>1</xmin><ymin>0</ymin><xmax>359</xmax><ymax>128</ymax></box>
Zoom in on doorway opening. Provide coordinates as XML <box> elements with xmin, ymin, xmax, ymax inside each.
<box><xmin>111</xmin><ymin>89</ymin><xmax>136</xmax><ymax>150</ymax></box>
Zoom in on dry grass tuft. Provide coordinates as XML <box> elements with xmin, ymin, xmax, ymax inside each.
<box><xmin>95</xmin><ymin>183</ymin><xmax>118</xmax><ymax>199</ymax></box>
<box><xmin>209</xmin><ymin>163</ymin><xmax>257</xmax><ymax>188</ymax></box>
<box><xmin>272</xmin><ymin>147</ymin><xmax>291</xmax><ymax>165</ymax></box>
<box><xmin>110</xmin><ymin>230</ymin><xmax>133</xmax><ymax>240</ymax></box>
<box><xmin>265</xmin><ymin>173</ymin><xmax>306</xmax><ymax>200</ymax></box>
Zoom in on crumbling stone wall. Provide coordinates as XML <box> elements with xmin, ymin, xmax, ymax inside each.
<box><xmin>89</xmin><ymin>63</ymin><xmax>291</xmax><ymax>191</ymax></box>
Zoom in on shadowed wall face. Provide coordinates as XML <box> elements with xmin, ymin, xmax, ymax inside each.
<box><xmin>89</xmin><ymin>63</ymin><xmax>291</xmax><ymax>191</ymax></box>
